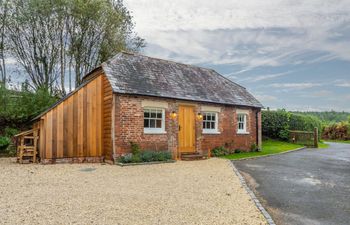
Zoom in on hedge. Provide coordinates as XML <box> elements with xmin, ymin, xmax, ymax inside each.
<box><xmin>262</xmin><ymin>110</ymin><xmax>322</xmax><ymax>140</ymax></box>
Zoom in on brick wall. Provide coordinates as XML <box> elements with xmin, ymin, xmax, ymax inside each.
<box><xmin>113</xmin><ymin>94</ymin><xmax>261</xmax><ymax>158</ymax></box>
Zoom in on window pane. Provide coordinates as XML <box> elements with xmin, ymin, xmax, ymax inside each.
<box><xmin>151</xmin><ymin>111</ymin><xmax>156</xmax><ymax>118</ymax></box>
<box><xmin>156</xmin><ymin>119</ymin><xmax>162</xmax><ymax>128</ymax></box>
<box><xmin>207</xmin><ymin>114</ymin><xmax>211</xmax><ymax>120</ymax></box>
<box><xmin>212</xmin><ymin>114</ymin><xmax>216</xmax><ymax>121</ymax></box>
<box><xmin>203</xmin><ymin>114</ymin><xmax>207</xmax><ymax>120</ymax></box>
<box><xmin>150</xmin><ymin>119</ymin><xmax>155</xmax><ymax>128</ymax></box>
<box><xmin>211</xmin><ymin>122</ymin><xmax>215</xmax><ymax>129</ymax></box>
<box><xmin>156</xmin><ymin>112</ymin><xmax>162</xmax><ymax>118</ymax></box>
<box><xmin>144</xmin><ymin>111</ymin><xmax>150</xmax><ymax>118</ymax></box>
<box><xmin>206</xmin><ymin>122</ymin><xmax>210</xmax><ymax>129</ymax></box>
<box><xmin>144</xmin><ymin>119</ymin><xmax>149</xmax><ymax>128</ymax></box>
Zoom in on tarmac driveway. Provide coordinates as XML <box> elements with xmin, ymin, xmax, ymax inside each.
<box><xmin>234</xmin><ymin>142</ymin><xmax>350</xmax><ymax>225</ymax></box>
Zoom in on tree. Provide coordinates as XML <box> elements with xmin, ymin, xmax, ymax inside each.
<box><xmin>0</xmin><ymin>0</ymin><xmax>8</xmax><ymax>85</ymax></box>
<box><xmin>6</xmin><ymin>0</ymin><xmax>61</xmax><ymax>92</ymax></box>
<box><xmin>5</xmin><ymin>0</ymin><xmax>144</xmax><ymax>94</ymax></box>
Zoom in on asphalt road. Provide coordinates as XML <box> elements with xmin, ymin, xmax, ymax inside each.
<box><xmin>234</xmin><ymin>142</ymin><xmax>350</xmax><ymax>225</ymax></box>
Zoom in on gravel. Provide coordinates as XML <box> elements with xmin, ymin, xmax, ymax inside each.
<box><xmin>0</xmin><ymin>157</ymin><xmax>266</xmax><ymax>225</ymax></box>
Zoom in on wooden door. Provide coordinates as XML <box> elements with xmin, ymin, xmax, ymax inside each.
<box><xmin>178</xmin><ymin>105</ymin><xmax>196</xmax><ymax>152</ymax></box>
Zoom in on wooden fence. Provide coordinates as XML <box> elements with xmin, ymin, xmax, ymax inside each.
<box><xmin>289</xmin><ymin>127</ymin><xmax>318</xmax><ymax>148</ymax></box>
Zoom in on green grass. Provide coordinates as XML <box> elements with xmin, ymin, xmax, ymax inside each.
<box><xmin>222</xmin><ymin>139</ymin><xmax>304</xmax><ymax>160</ymax></box>
<box><xmin>323</xmin><ymin>139</ymin><xmax>350</xmax><ymax>144</ymax></box>
<box><xmin>318</xmin><ymin>141</ymin><xmax>330</xmax><ymax>148</ymax></box>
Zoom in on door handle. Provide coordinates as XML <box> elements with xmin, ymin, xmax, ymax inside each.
<box><xmin>179</xmin><ymin>125</ymin><xmax>181</xmax><ymax>131</ymax></box>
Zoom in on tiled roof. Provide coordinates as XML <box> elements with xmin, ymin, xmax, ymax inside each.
<box><xmin>102</xmin><ymin>52</ymin><xmax>263</xmax><ymax>108</ymax></box>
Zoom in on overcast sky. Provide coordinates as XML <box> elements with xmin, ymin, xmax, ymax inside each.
<box><xmin>124</xmin><ymin>0</ymin><xmax>350</xmax><ymax>112</ymax></box>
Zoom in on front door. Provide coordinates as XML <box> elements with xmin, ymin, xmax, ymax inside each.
<box><xmin>178</xmin><ymin>105</ymin><xmax>196</xmax><ymax>152</ymax></box>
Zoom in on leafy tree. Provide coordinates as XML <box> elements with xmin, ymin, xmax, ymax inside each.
<box><xmin>4</xmin><ymin>0</ymin><xmax>144</xmax><ymax>94</ymax></box>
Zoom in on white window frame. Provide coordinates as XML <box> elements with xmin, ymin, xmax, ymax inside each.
<box><xmin>202</xmin><ymin>112</ymin><xmax>220</xmax><ymax>134</ymax></box>
<box><xmin>237</xmin><ymin>113</ymin><xmax>249</xmax><ymax>134</ymax></box>
<box><xmin>143</xmin><ymin>107</ymin><xmax>166</xmax><ymax>134</ymax></box>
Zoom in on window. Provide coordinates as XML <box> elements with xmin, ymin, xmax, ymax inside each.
<box><xmin>237</xmin><ymin>114</ymin><xmax>248</xmax><ymax>134</ymax></box>
<box><xmin>202</xmin><ymin>112</ymin><xmax>219</xmax><ymax>134</ymax></box>
<box><xmin>144</xmin><ymin>108</ymin><xmax>165</xmax><ymax>133</ymax></box>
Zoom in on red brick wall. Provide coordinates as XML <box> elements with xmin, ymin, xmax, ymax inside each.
<box><xmin>113</xmin><ymin>94</ymin><xmax>261</xmax><ymax>158</ymax></box>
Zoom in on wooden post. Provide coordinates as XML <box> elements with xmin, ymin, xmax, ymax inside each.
<box><xmin>314</xmin><ymin>127</ymin><xmax>318</xmax><ymax>148</ymax></box>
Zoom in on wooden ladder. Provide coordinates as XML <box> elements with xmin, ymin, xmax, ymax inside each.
<box><xmin>15</xmin><ymin>129</ymin><xmax>39</xmax><ymax>164</ymax></box>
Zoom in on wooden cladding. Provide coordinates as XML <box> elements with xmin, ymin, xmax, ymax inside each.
<box><xmin>102</xmin><ymin>75</ymin><xmax>113</xmax><ymax>160</ymax></box>
<box><xmin>38</xmin><ymin>75</ymin><xmax>108</xmax><ymax>159</ymax></box>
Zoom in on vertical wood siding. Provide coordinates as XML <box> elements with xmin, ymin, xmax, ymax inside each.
<box><xmin>35</xmin><ymin>74</ymin><xmax>111</xmax><ymax>160</ymax></box>
<box><xmin>102</xmin><ymin>75</ymin><xmax>113</xmax><ymax>160</ymax></box>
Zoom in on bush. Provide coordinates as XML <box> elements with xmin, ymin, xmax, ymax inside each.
<box><xmin>211</xmin><ymin>146</ymin><xmax>230</xmax><ymax>156</ymax></box>
<box><xmin>250</xmin><ymin>143</ymin><xmax>258</xmax><ymax>152</ymax></box>
<box><xmin>262</xmin><ymin>109</ymin><xmax>290</xmax><ymax>140</ymax></box>
<box><xmin>262</xmin><ymin>109</ymin><xmax>322</xmax><ymax>140</ymax></box>
<box><xmin>0</xmin><ymin>136</ymin><xmax>10</xmax><ymax>152</ymax></box>
<box><xmin>130</xmin><ymin>142</ymin><xmax>141</xmax><ymax>155</ymax></box>
<box><xmin>119</xmin><ymin>151</ymin><xmax>172</xmax><ymax>163</ymax></box>
<box><xmin>234</xmin><ymin>149</ymin><xmax>241</xmax><ymax>153</ymax></box>
<box><xmin>322</xmin><ymin>122</ymin><xmax>349</xmax><ymax>140</ymax></box>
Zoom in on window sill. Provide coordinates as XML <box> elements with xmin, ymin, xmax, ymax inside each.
<box><xmin>203</xmin><ymin>131</ymin><xmax>221</xmax><ymax>135</ymax></box>
<box><xmin>237</xmin><ymin>131</ymin><xmax>250</xmax><ymax>135</ymax></box>
<box><xmin>144</xmin><ymin>130</ymin><xmax>167</xmax><ymax>134</ymax></box>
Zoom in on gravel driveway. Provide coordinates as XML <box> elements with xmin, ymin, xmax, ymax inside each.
<box><xmin>234</xmin><ymin>142</ymin><xmax>350</xmax><ymax>225</ymax></box>
<box><xmin>0</xmin><ymin>158</ymin><xmax>266</xmax><ymax>225</ymax></box>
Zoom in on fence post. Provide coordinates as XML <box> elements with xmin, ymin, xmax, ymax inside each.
<box><xmin>314</xmin><ymin>127</ymin><xmax>318</xmax><ymax>148</ymax></box>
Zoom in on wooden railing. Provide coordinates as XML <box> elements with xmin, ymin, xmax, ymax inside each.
<box><xmin>289</xmin><ymin>127</ymin><xmax>318</xmax><ymax>148</ymax></box>
<box><xmin>14</xmin><ymin>129</ymin><xmax>39</xmax><ymax>163</ymax></box>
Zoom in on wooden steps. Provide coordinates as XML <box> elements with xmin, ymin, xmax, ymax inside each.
<box><xmin>15</xmin><ymin>129</ymin><xmax>39</xmax><ymax>164</ymax></box>
<box><xmin>180</xmin><ymin>152</ymin><xmax>207</xmax><ymax>161</ymax></box>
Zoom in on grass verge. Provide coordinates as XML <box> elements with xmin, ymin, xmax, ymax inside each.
<box><xmin>222</xmin><ymin>139</ymin><xmax>304</xmax><ymax>160</ymax></box>
<box><xmin>323</xmin><ymin>139</ymin><xmax>350</xmax><ymax>144</ymax></box>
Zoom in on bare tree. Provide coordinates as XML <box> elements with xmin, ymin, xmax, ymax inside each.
<box><xmin>0</xmin><ymin>0</ymin><xmax>8</xmax><ymax>85</ymax></box>
<box><xmin>6</xmin><ymin>0</ymin><xmax>144</xmax><ymax>93</ymax></box>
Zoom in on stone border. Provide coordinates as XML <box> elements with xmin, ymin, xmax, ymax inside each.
<box><xmin>233</xmin><ymin>147</ymin><xmax>306</xmax><ymax>161</ymax></box>
<box><xmin>115</xmin><ymin>160</ymin><xmax>176</xmax><ymax>167</ymax></box>
<box><xmin>230</xmin><ymin>161</ymin><xmax>276</xmax><ymax>225</ymax></box>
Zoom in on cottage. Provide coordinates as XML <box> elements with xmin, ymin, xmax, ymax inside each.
<box><xmin>26</xmin><ymin>52</ymin><xmax>262</xmax><ymax>163</ymax></box>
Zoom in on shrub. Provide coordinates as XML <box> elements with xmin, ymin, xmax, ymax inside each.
<box><xmin>234</xmin><ymin>149</ymin><xmax>241</xmax><ymax>153</ymax></box>
<box><xmin>322</xmin><ymin>122</ymin><xmax>349</xmax><ymax>140</ymax></box>
<box><xmin>4</xmin><ymin>127</ymin><xmax>18</xmax><ymax>138</ymax></box>
<box><xmin>130</xmin><ymin>142</ymin><xmax>141</xmax><ymax>155</ymax></box>
<box><xmin>119</xmin><ymin>151</ymin><xmax>172</xmax><ymax>163</ymax></box>
<box><xmin>262</xmin><ymin>109</ymin><xmax>322</xmax><ymax>140</ymax></box>
<box><xmin>250</xmin><ymin>143</ymin><xmax>258</xmax><ymax>152</ymax></box>
<box><xmin>211</xmin><ymin>146</ymin><xmax>230</xmax><ymax>156</ymax></box>
<box><xmin>262</xmin><ymin>109</ymin><xmax>290</xmax><ymax>140</ymax></box>
<box><xmin>0</xmin><ymin>136</ymin><xmax>10</xmax><ymax>152</ymax></box>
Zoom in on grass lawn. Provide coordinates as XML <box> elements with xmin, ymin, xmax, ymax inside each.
<box><xmin>318</xmin><ymin>141</ymin><xmax>330</xmax><ymax>148</ymax></box>
<box><xmin>324</xmin><ymin>139</ymin><xmax>350</xmax><ymax>144</ymax></box>
<box><xmin>222</xmin><ymin>139</ymin><xmax>304</xmax><ymax>160</ymax></box>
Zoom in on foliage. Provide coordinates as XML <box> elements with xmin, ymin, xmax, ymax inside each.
<box><xmin>211</xmin><ymin>146</ymin><xmax>230</xmax><ymax>157</ymax></box>
<box><xmin>292</xmin><ymin>111</ymin><xmax>350</xmax><ymax>124</ymax></box>
<box><xmin>322</xmin><ymin>122</ymin><xmax>349</xmax><ymax>140</ymax></box>
<box><xmin>0</xmin><ymin>136</ymin><xmax>10</xmax><ymax>151</ymax></box>
<box><xmin>250</xmin><ymin>143</ymin><xmax>258</xmax><ymax>152</ymax></box>
<box><xmin>222</xmin><ymin>139</ymin><xmax>304</xmax><ymax>160</ymax></box>
<box><xmin>3</xmin><ymin>0</ymin><xmax>144</xmax><ymax>93</ymax></box>
<box><xmin>262</xmin><ymin>109</ymin><xmax>290</xmax><ymax>140</ymax></box>
<box><xmin>130</xmin><ymin>142</ymin><xmax>141</xmax><ymax>155</ymax></box>
<box><xmin>118</xmin><ymin>151</ymin><xmax>172</xmax><ymax>164</ymax></box>
<box><xmin>262</xmin><ymin>109</ymin><xmax>322</xmax><ymax>140</ymax></box>
<box><xmin>0</xmin><ymin>83</ymin><xmax>57</xmax><ymax>130</ymax></box>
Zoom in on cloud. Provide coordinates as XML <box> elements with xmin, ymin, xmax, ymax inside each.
<box><xmin>335</xmin><ymin>82</ymin><xmax>350</xmax><ymax>87</ymax></box>
<box><xmin>239</xmin><ymin>71</ymin><xmax>291</xmax><ymax>82</ymax></box>
<box><xmin>255</xmin><ymin>94</ymin><xmax>278</xmax><ymax>102</ymax></box>
<box><xmin>126</xmin><ymin>0</ymin><xmax>350</xmax><ymax>67</ymax></box>
<box><xmin>269</xmin><ymin>82</ymin><xmax>322</xmax><ymax>90</ymax></box>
